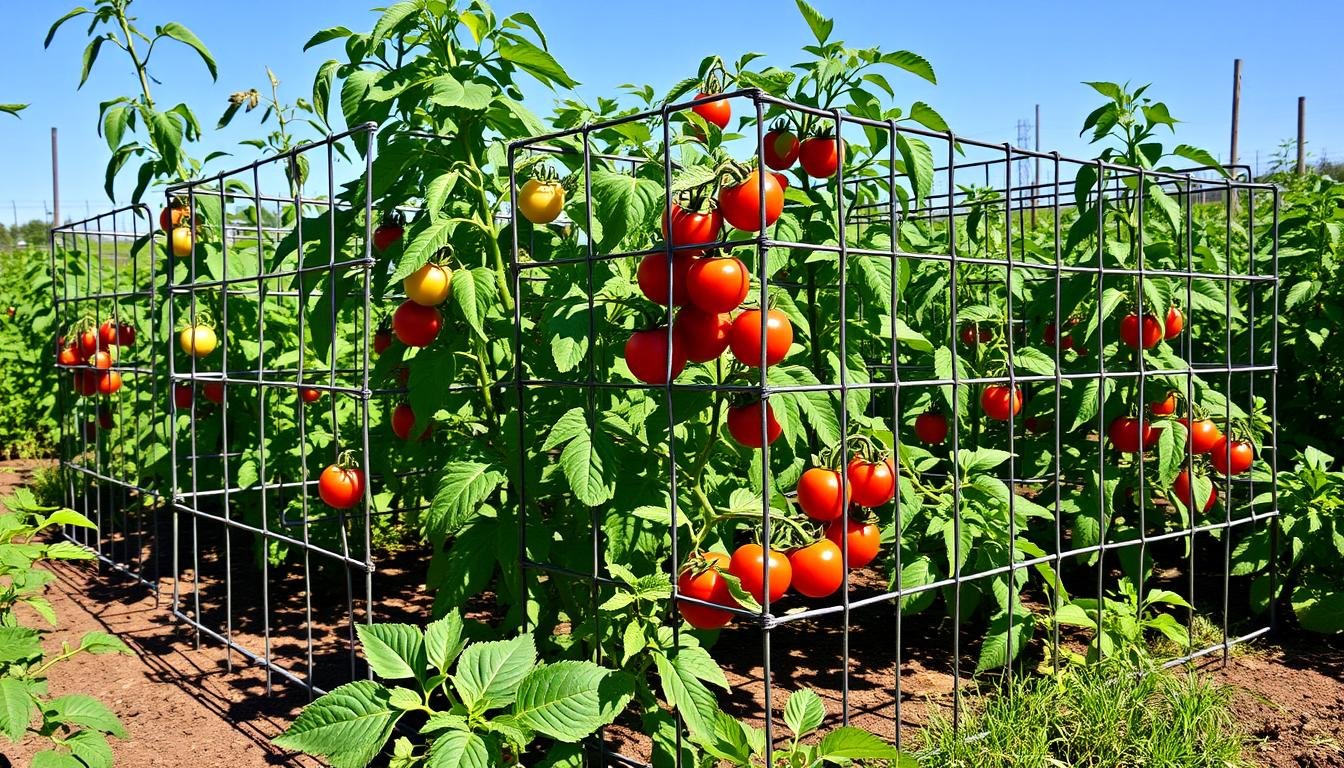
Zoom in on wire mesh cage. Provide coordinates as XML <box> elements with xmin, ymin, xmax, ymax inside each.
<box><xmin>507</xmin><ymin>88</ymin><xmax>1280</xmax><ymax>765</ymax></box>
<box><xmin>49</xmin><ymin>204</ymin><xmax>166</xmax><ymax>594</ymax></box>
<box><xmin>160</xmin><ymin>122</ymin><xmax>435</xmax><ymax>696</ymax></box>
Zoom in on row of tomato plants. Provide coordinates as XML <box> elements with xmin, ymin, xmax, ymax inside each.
<box><xmin>41</xmin><ymin>1</ymin><xmax>1304</xmax><ymax>766</ymax></box>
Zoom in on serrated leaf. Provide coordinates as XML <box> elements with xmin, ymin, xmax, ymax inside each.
<box><xmin>817</xmin><ymin>727</ymin><xmax>902</xmax><ymax>761</ymax></box>
<box><xmin>355</xmin><ymin>624</ymin><xmax>425</xmax><ymax>681</ymax></box>
<box><xmin>498</xmin><ymin>40</ymin><xmax>578</xmax><ymax>88</ymax></box>
<box><xmin>391</xmin><ymin>219</ymin><xmax>454</xmax><ymax>283</ymax></box>
<box><xmin>513</xmin><ymin>661</ymin><xmax>633</xmax><ymax>742</ymax></box>
<box><xmin>43</xmin><ymin>695</ymin><xmax>125</xmax><ymax>738</ymax></box>
<box><xmin>453</xmin><ymin>634</ymin><xmax>536</xmax><ymax>713</ymax></box>
<box><xmin>451</xmin><ymin>267</ymin><xmax>498</xmax><ymax>341</ymax></box>
<box><xmin>78</xmin><ymin>631</ymin><xmax>131</xmax><ymax>656</ymax></box>
<box><xmin>425</xmin><ymin>462</ymin><xmax>504</xmax><ymax>538</ymax></box>
<box><xmin>653</xmin><ymin>651</ymin><xmax>719</xmax><ymax>742</ymax></box>
<box><xmin>425</xmin><ymin>611</ymin><xmax>467</xmax><ymax>673</ymax></box>
<box><xmin>425</xmin><ymin>730</ymin><xmax>490</xmax><ymax>768</ymax></box>
<box><xmin>0</xmin><ymin>677</ymin><xmax>30</xmax><ymax>742</ymax></box>
<box><xmin>66</xmin><ymin>730</ymin><xmax>114</xmax><ymax>768</ymax></box>
<box><xmin>783</xmin><ymin>688</ymin><xmax>825</xmax><ymax>739</ymax></box>
<box><xmin>273</xmin><ymin>681</ymin><xmax>401</xmax><ymax>768</ymax></box>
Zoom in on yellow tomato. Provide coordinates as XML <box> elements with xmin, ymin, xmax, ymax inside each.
<box><xmin>518</xmin><ymin>178</ymin><xmax>565</xmax><ymax>225</ymax></box>
<box><xmin>179</xmin><ymin>325</ymin><xmax>217</xmax><ymax>357</ymax></box>
<box><xmin>403</xmin><ymin>262</ymin><xmax>452</xmax><ymax>306</ymax></box>
<box><xmin>170</xmin><ymin>225</ymin><xmax>194</xmax><ymax>258</ymax></box>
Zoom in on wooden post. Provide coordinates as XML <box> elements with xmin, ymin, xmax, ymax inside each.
<box><xmin>1297</xmin><ymin>97</ymin><xmax>1307</xmax><ymax>175</ymax></box>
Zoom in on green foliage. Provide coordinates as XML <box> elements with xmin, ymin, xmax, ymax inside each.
<box><xmin>46</xmin><ymin>0</ymin><xmax>218</xmax><ymax>202</ymax></box>
<box><xmin>697</xmin><ymin>688</ymin><xmax>916</xmax><ymax>768</ymax></box>
<box><xmin>0</xmin><ymin>489</ymin><xmax>133</xmax><ymax>766</ymax></box>
<box><xmin>917</xmin><ymin>660</ymin><xmax>1252</xmax><ymax>767</ymax></box>
<box><xmin>1238</xmin><ymin>447</ymin><xmax>1344</xmax><ymax>633</ymax></box>
<box><xmin>0</xmin><ymin>250</ymin><xmax>61</xmax><ymax>458</ymax></box>
<box><xmin>273</xmin><ymin>612</ymin><xmax>634</xmax><ymax>768</ymax></box>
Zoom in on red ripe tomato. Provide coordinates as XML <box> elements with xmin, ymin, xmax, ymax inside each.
<box><xmin>95</xmin><ymin>370</ymin><xmax>122</xmax><ymax>395</ymax></box>
<box><xmin>624</xmin><ymin>327</ymin><xmax>687</xmax><ymax>384</ymax></box>
<box><xmin>799</xmin><ymin>136</ymin><xmax>843</xmax><ymax>179</ymax></box>
<box><xmin>300</xmin><ymin>387</ymin><xmax>323</xmax><ymax>403</ymax></box>
<box><xmin>692</xmin><ymin>92</ymin><xmax>730</xmax><ymax>129</ymax></box>
<box><xmin>57</xmin><ymin>345</ymin><xmax>81</xmax><ymax>366</ymax></box>
<box><xmin>391</xmin><ymin>402</ymin><xmax>430</xmax><ymax>441</ymax></box>
<box><xmin>373</xmin><ymin>222</ymin><xmax>403</xmax><ymax>252</ymax></box>
<box><xmin>88</xmin><ymin>351</ymin><xmax>112</xmax><ymax>370</ymax></box>
<box><xmin>825</xmin><ymin>518</ymin><xmax>881</xmax><ymax>569</ymax></box>
<box><xmin>1043</xmin><ymin>322</ymin><xmax>1075</xmax><ymax>351</ymax></box>
<box><xmin>728</xmin><ymin>309</ymin><xmax>792</xmax><ymax>368</ymax></box>
<box><xmin>980</xmin><ymin>385</ymin><xmax>1023</xmax><ymax>421</ymax></box>
<box><xmin>686</xmin><ymin>255</ymin><xmax>750</xmax><ymax>313</ymax></box>
<box><xmin>116</xmin><ymin>322</ymin><xmax>136</xmax><ymax>346</ymax></box>
<box><xmin>796</xmin><ymin>467</ymin><xmax>847</xmax><ymax>522</ymax></box>
<box><xmin>1172</xmin><ymin>469</ymin><xmax>1216</xmax><ymax>513</ymax></box>
<box><xmin>717</xmin><ymin>170</ymin><xmax>784</xmax><ymax>232</ymax></box>
<box><xmin>1177</xmin><ymin>418</ymin><xmax>1223</xmax><ymax>454</ymax></box>
<box><xmin>1149</xmin><ymin>392</ymin><xmax>1177</xmax><ymax>416</ymax></box>
<box><xmin>789</xmin><ymin>540</ymin><xmax>844</xmax><ymax>598</ymax></box>
<box><xmin>173</xmin><ymin>383</ymin><xmax>193</xmax><ymax>409</ymax></box>
<box><xmin>392</xmin><ymin>300</ymin><xmax>441</xmax><ymax>347</ymax></box>
<box><xmin>1107</xmin><ymin>416</ymin><xmax>1158</xmax><ymax>453</ymax></box>
<box><xmin>915</xmin><ymin>411</ymin><xmax>948</xmax><ymax>444</ymax></box>
<box><xmin>677</xmin><ymin>551</ymin><xmax>736</xmax><ymax>629</ymax></box>
<box><xmin>74</xmin><ymin>370</ymin><xmax>99</xmax><ymax>397</ymax></box>
<box><xmin>79</xmin><ymin>330</ymin><xmax>99</xmax><ymax>357</ymax></box>
<box><xmin>1164</xmin><ymin>306</ymin><xmax>1185</xmax><ymax>339</ymax></box>
<box><xmin>770</xmin><ymin>171</ymin><xmax>789</xmax><ymax>190</ymax></box>
<box><xmin>98</xmin><ymin>321</ymin><xmax>119</xmax><ymax>347</ymax></box>
<box><xmin>202</xmin><ymin>381</ymin><xmax>225</xmax><ymax>404</ymax></box>
<box><xmin>959</xmin><ymin>324</ymin><xmax>992</xmax><ymax>346</ymax></box>
<box><xmin>373</xmin><ymin>327</ymin><xmax>394</xmax><ymax>356</ymax></box>
<box><xmin>763</xmin><ymin>127</ymin><xmax>800</xmax><ymax>170</ymax></box>
<box><xmin>1119</xmin><ymin>313</ymin><xmax>1163</xmax><ymax>350</ymax></box>
<box><xmin>1210</xmin><ymin>438</ymin><xmax>1254</xmax><ymax>475</ymax></box>
<box><xmin>97</xmin><ymin>406</ymin><xmax>114</xmax><ymax>431</ymax></box>
<box><xmin>673</xmin><ymin>307</ymin><xmax>731</xmax><ymax>363</ymax></box>
<box><xmin>729</xmin><ymin>543</ymin><xmax>791</xmax><ymax>604</ymax></box>
<box><xmin>662</xmin><ymin>205</ymin><xmax>722</xmax><ymax>249</ymax></box>
<box><xmin>725</xmin><ymin>399</ymin><xmax>781</xmax><ymax>448</ymax></box>
<box><xmin>846</xmin><ymin>457</ymin><xmax>895</xmax><ymax>507</ymax></box>
<box><xmin>637</xmin><ymin>251</ymin><xmax>697</xmax><ymax>307</ymax></box>
<box><xmin>318</xmin><ymin>463</ymin><xmax>365</xmax><ymax>509</ymax></box>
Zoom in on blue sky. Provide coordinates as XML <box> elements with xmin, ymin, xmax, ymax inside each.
<box><xmin>3</xmin><ymin>0</ymin><xmax>1342</xmax><ymax>224</ymax></box>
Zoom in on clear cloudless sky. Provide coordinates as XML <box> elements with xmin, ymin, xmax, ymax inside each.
<box><xmin>2</xmin><ymin>0</ymin><xmax>1341</xmax><ymax>223</ymax></box>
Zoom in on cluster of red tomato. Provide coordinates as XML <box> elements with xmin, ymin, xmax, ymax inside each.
<box><xmin>677</xmin><ymin>456</ymin><xmax>889</xmax><ymax>630</ymax></box>
<box><xmin>1107</xmin><ymin>408</ymin><xmax>1253</xmax><ymax>513</ymax></box>
<box><xmin>57</xmin><ymin>319</ymin><xmax>134</xmax><ymax>403</ymax></box>
<box><xmin>690</xmin><ymin>93</ymin><xmax>844</xmax><ymax>179</ymax></box>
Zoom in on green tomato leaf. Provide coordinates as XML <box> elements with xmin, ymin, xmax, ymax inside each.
<box><xmin>425</xmin><ymin>462</ymin><xmax>505</xmax><ymax>538</ymax></box>
<box><xmin>42</xmin><ymin>695</ymin><xmax>125</xmax><ymax>738</ymax></box>
<box><xmin>453</xmin><ymin>634</ymin><xmax>536</xmax><ymax>713</ymax></box>
<box><xmin>513</xmin><ymin>661</ymin><xmax>633</xmax><ymax>742</ymax></box>
<box><xmin>355</xmin><ymin>624</ymin><xmax>426</xmax><ymax>681</ymax></box>
<box><xmin>425</xmin><ymin>730</ymin><xmax>490</xmax><ymax>768</ymax></box>
<box><xmin>272</xmin><ymin>681</ymin><xmax>401</xmax><ymax>768</ymax></box>
<box><xmin>783</xmin><ymin>688</ymin><xmax>825</xmax><ymax>739</ymax></box>
<box><xmin>0</xmin><ymin>677</ymin><xmax>31</xmax><ymax>742</ymax></box>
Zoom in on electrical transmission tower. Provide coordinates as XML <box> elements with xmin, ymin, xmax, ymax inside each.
<box><xmin>1015</xmin><ymin>118</ymin><xmax>1034</xmax><ymax>189</ymax></box>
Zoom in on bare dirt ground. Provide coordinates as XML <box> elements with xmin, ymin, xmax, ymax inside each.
<box><xmin>2</xmin><ymin>458</ymin><xmax>1341</xmax><ymax>768</ymax></box>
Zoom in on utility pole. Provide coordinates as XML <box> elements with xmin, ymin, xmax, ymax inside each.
<box><xmin>1229</xmin><ymin>60</ymin><xmax>1241</xmax><ymax>172</ymax></box>
<box><xmin>1296</xmin><ymin>97</ymin><xmax>1307</xmax><ymax>175</ymax></box>
<box><xmin>50</xmin><ymin>128</ymin><xmax>59</xmax><ymax>227</ymax></box>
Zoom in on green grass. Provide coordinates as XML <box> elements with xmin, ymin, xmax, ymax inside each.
<box><xmin>917</xmin><ymin>661</ymin><xmax>1252</xmax><ymax>768</ymax></box>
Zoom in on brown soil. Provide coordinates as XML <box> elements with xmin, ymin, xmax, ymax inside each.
<box><xmin>1207</xmin><ymin>640</ymin><xmax>1344</xmax><ymax>768</ymax></box>
<box><xmin>3</xmin><ymin>459</ymin><xmax>1342</xmax><ymax>768</ymax></box>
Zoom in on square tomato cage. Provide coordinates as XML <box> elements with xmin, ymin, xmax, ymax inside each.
<box><xmin>507</xmin><ymin>87</ymin><xmax>1281</xmax><ymax>765</ymax></box>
